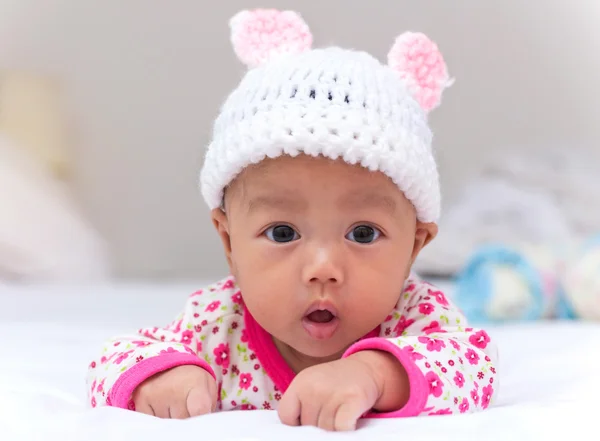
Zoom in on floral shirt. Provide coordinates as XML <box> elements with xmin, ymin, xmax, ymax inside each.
<box><xmin>86</xmin><ymin>276</ymin><xmax>498</xmax><ymax>417</ymax></box>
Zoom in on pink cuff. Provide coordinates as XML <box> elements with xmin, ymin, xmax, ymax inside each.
<box><xmin>109</xmin><ymin>352</ymin><xmax>215</xmax><ymax>409</ymax></box>
<box><xmin>343</xmin><ymin>337</ymin><xmax>428</xmax><ymax>418</ymax></box>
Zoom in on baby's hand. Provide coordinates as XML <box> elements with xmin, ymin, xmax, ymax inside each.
<box><xmin>278</xmin><ymin>352</ymin><xmax>394</xmax><ymax>431</ymax></box>
<box><xmin>133</xmin><ymin>365</ymin><xmax>217</xmax><ymax>419</ymax></box>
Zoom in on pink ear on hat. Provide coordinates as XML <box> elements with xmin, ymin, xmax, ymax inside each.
<box><xmin>230</xmin><ymin>9</ymin><xmax>313</xmax><ymax>69</ymax></box>
<box><xmin>387</xmin><ymin>32</ymin><xmax>452</xmax><ymax>112</ymax></box>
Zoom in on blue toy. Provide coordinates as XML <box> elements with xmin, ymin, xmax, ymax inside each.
<box><xmin>453</xmin><ymin>242</ymin><xmax>576</xmax><ymax>324</ymax></box>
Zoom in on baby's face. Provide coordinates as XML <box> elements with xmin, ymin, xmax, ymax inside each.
<box><xmin>212</xmin><ymin>154</ymin><xmax>437</xmax><ymax>366</ymax></box>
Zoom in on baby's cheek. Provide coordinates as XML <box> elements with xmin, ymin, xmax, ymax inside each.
<box><xmin>234</xmin><ymin>262</ymin><xmax>297</xmax><ymax>313</ymax></box>
<box><xmin>349</xmin><ymin>271</ymin><xmax>404</xmax><ymax>317</ymax></box>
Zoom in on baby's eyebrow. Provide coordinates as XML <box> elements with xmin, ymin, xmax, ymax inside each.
<box><xmin>339</xmin><ymin>191</ymin><xmax>397</xmax><ymax>215</ymax></box>
<box><xmin>246</xmin><ymin>195</ymin><xmax>307</xmax><ymax>214</ymax></box>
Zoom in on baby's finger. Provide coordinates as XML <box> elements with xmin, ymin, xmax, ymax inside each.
<box><xmin>152</xmin><ymin>402</ymin><xmax>171</xmax><ymax>419</ymax></box>
<box><xmin>186</xmin><ymin>386</ymin><xmax>213</xmax><ymax>417</ymax></box>
<box><xmin>168</xmin><ymin>403</ymin><xmax>190</xmax><ymax>419</ymax></box>
<box><xmin>277</xmin><ymin>389</ymin><xmax>301</xmax><ymax>427</ymax></box>
<box><xmin>133</xmin><ymin>399</ymin><xmax>155</xmax><ymax>416</ymax></box>
<box><xmin>333</xmin><ymin>400</ymin><xmax>365</xmax><ymax>431</ymax></box>
<box><xmin>317</xmin><ymin>401</ymin><xmax>341</xmax><ymax>432</ymax></box>
<box><xmin>300</xmin><ymin>401</ymin><xmax>320</xmax><ymax>428</ymax></box>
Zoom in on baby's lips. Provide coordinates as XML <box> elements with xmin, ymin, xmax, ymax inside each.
<box><xmin>304</xmin><ymin>300</ymin><xmax>339</xmax><ymax>318</ymax></box>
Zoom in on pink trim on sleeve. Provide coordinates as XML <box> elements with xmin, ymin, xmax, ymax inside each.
<box><xmin>343</xmin><ymin>337</ymin><xmax>428</xmax><ymax>418</ymax></box>
<box><xmin>109</xmin><ymin>352</ymin><xmax>215</xmax><ymax>409</ymax></box>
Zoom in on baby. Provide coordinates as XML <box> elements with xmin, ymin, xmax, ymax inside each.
<box><xmin>86</xmin><ymin>9</ymin><xmax>498</xmax><ymax>431</ymax></box>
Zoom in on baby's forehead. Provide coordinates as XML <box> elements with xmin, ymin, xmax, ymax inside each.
<box><xmin>238</xmin><ymin>154</ymin><xmax>383</xmax><ymax>182</ymax></box>
<box><xmin>226</xmin><ymin>154</ymin><xmax>412</xmax><ymax>213</ymax></box>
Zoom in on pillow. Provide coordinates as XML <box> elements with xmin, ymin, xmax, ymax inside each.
<box><xmin>0</xmin><ymin>135</ymin><xmax>111</xmax><ymax>282</ymax></box>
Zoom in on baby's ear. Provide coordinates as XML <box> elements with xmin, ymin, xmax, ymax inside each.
<box><xmin>211</xmin><ymin>208</ymin><xmax>234</xmax><ymax>270</ymax></box>
<box><xmin>229</xmin><ymin>9</ymin><xmax>313</xmax><ymax>69</ymax></box>
<box><xmin>387</xmin><ymin>32</ymin><xmax>453</xmax><ymax>112</ymax></box>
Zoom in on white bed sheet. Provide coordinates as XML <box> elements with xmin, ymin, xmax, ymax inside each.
<box><xmin>0</xmin><ymin>282</ymin><xmax>597</xmax><ymax>441</ymax></box>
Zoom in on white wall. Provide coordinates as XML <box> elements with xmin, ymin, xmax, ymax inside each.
<box><xmin>1</xmin><ymin>0</ymin><xmax>599</xmax><ymax>280</ymax></box>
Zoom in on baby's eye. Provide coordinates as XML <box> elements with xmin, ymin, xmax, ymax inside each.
<box><xmin>345</xmin><ymin>225</ymin><xmax>381</xmax><ymax>244</ymax></box>
<box><xmin>265</xmin><ymin>225</ymin><xmax>300</xmax><ymax>243</ymax></box>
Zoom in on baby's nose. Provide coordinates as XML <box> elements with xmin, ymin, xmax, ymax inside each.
<box><xmin>301</xmin><ymin>244</ymin><xmax>345</xmax><ymax>286</ymax></box>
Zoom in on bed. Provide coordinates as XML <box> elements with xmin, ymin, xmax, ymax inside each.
<box><xmin>0</xmin><ymin>281</ymin><xmax>596</xmax><ymax>441</ymax></box>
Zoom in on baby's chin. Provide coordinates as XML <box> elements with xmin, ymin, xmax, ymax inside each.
<box><xmin>300</xmin><ymin>345</ymin><xmax>346</xmax><ymax>361</ymax></box>
<box><xmin>286</xmin><ymin>333</ymin><xmax>356</xmax><ymax>362</ymax></box>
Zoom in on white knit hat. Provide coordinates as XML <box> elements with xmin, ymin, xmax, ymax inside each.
<box><xmin>200</xmin><ymin>9</ymin><xmax>452</xmax><ymax>223</ymax></box>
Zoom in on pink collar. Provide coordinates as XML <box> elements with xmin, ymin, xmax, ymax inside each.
<box><xmin>243</xmin><ymin>306</ymin><xmax>380</xmax><ymax>393</ymax></box>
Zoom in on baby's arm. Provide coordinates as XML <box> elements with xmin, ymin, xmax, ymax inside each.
<box><xmin>343</xmin><ymin>280</ymin><xmax>498</xmax><ymax>417</ymax></box>
<box><xmin>86</xmin><ymin>290</ymin><xmax>218</xmax><ymax>410</ymax></box>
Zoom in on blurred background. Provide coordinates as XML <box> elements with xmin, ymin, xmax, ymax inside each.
<box><xmin>1</xmin><ymin>0</ymin><xmax>599</xmax><ymax>284</ymax></box>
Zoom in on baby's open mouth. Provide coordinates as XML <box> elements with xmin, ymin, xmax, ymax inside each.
<box><xmin>306</xmin><ymin>309</ymin><xmax>335</xmax><ymax>323</ymax></box>
<box><xmin>302</xmin><ymin>306</ymin><xmax>339</xmax><ymax>340</ymax></box>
